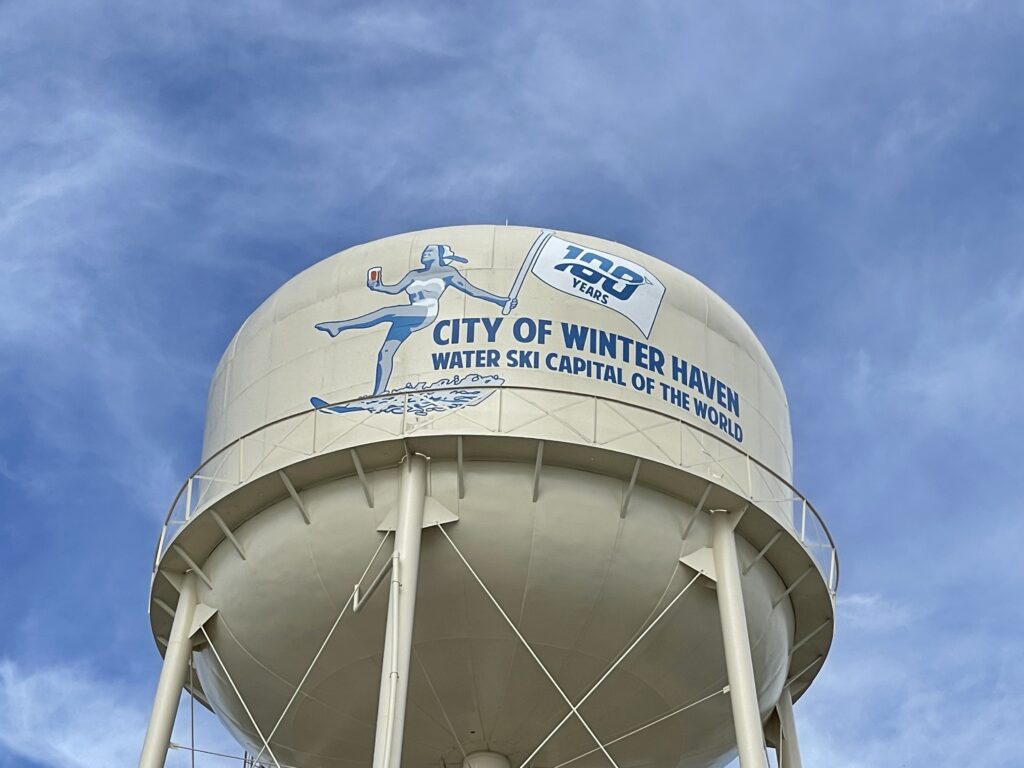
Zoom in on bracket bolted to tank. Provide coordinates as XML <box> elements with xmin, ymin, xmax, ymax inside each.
<box><xmin>376</xmin><ymin>496</ymin><xmax>458</xmax><ymax>531</ymax></box>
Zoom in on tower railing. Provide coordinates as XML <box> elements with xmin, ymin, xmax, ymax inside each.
<box><xmin>153</xmin><ymin>385</ymin><xmax>838</xmax><ymax>596</ymax></box>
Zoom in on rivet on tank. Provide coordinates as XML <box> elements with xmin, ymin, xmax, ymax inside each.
<box><xmin>141</xmin><ymin>225</ymin><xmax>838</xmax><ymax>768</ymax></box>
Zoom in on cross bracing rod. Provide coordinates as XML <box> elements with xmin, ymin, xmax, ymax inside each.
<box><xmin>200</xmin><ymin>624</ymin><xmax>283</xmax><ymax>768</ymax></box>
<box><xmin>519</xmin><ymin>569</ymin><xmax>702</xmax><ymax>768</ymax></box>
<box><xmin>413</xmin><ymin>646</ymin><xmax>469</xmax><ymax>761</ymax></box>
<box><xmin>169</xmin><ymin>743</ymin><xmax>301</xmax><ymax>767</ymax></box>
<box><xmin>251</xmin><ymin>532</ymin><xmax>393</xmax><ymax>764</ymax></box>
<box><xmin>547</xmin><ymin>687</ymin><xmax>730</xmax><ymax>768</ymax></box>
<box><xmin>353</xmin><ymin>556</ymin><xmax>395</xmax><ymax>612</ymax></box>
<box><xmin>436</xmin><ymin>524</ymin><xmax>621</xmax><ymax>768</ymax></box>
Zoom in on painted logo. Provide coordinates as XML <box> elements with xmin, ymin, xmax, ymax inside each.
<box><xmin>311</xmin><ymin>244</ymin><xmax>515</xmax><ymax>414</ymax></box>
<box><xmin>553</xmin><ymin>247</ymin><xmax>645</xmax><ymax>301</ymax></box>
<box><xmin>310</xmin><ymin>231</ymin><xmax>668</xmax><ymax>415</ymax></box>
<box><xmin>530</xmin><ymin>234</ymin><xmax>665</xmax><ymax>337</ymax></box>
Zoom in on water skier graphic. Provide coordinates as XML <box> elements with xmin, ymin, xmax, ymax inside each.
<box><xmin>314</xmin><ymin>244</ymin><xmax>518</xmax><ymax>401</ymax></box>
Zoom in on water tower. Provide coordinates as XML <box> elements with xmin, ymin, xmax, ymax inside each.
<box><xmin>140</xmin><ymin>226</ymin><xmax>837</xmax><ymax>768</ymax></box>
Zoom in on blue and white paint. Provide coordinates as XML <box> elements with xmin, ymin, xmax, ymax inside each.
<box><xmin>311</xmin><ymin>373</ymin><xmax>505</xmax><ymax>416</ymax></box>
<box><xmin>312</xmin><ymin>233</ymin><xmax>676</xmax><ymax>417</ymax></box>
<box><xmin>312</xmin><ymin>244</ymin><xmax>516</xmax><ymax>413</ymax></box>
<box><xmin>531</xmin><ymin>235</ymin><xmax>665</xmax><ymax>337</ymax></box>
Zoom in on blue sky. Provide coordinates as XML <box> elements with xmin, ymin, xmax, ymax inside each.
<box><xmin>2</xmin><ymin>1</ymin><xmax>1022</xmax><ymax>766</ymax></box>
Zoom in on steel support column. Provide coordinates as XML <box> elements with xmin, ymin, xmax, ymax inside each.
<box><xmin>776</xmin><ymin>686</ymin><xmax>803</xmax><ymax>768</ymax></box>
<box><xmin>139</xmin><ymin>572</ymin><xmax>198</xmax><ymax>768</ymax></box>
<box><xmin>711</xmin><ymin>511</ymin><xmax>768</xmax><ymax>768</ymax></box>
<box><xmin>372</xmin><ymin>454</ymin><xmax>428</xmax><ymax>768</ymax></box>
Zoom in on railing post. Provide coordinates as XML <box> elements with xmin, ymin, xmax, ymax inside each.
<box><xmin>156</xmin><ymin>526</ymin><xmax>168</xmax><ymax>564</ymax></box>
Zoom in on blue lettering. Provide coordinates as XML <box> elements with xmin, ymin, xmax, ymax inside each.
<box><xmin>688</xmin><ymin>366</ymin><xmax>705</xmax><ymax>395</ymax></box>
<box><xmin>507</xmin><ymin>350</ymin><xmax>538</xmax><ymax>368</ymax></box>
<box><xmin>537</xmin><ymin>319</ymin><xmax>553</xmax><ymax>344</ymax></box>
<box><xmin>513</xmin><ymin>317</ymin><xmax>537</xmax><ymax>343</ymax></box>
<box><xmin>727</xmin><ymin>387</ymin><xmax>740</xmax><ymax>417</ymax></box>
<box><xmin>553</xmin><ymin>249</ymin><xmax>645</xmax><ymax>301</ymax></box>
<box><xmin>481</xmin><ymin>316</ymin><xmax>503</xmax><ymax>342</ymax></box>
<box><xmin>433</xmin><ymin>320</ymin><xmax>452</xmax><ymax>346</ymax></box>
<box><xmin>431</xmin><ymin>349</ymin><xmax>500</xmax><ymax>370</ymax></box>
<box><xmin>671</xmin><ymin>356</ymin><xmax>688</xmax><ymax>384</ymax></box>
<box><xmin>561</xmin><ymin>322</ymin><xmax>591</xmax><ymax>351</ymax></box>
<box><xmin>700</xmin><ymin>371</ymin><xmax>718</xmax><ymax>401</ymax></box>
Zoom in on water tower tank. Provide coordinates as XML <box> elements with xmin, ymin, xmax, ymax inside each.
<box><xmin>142</xmin><ymin>226</ymin><xmax>837</xmax><ymax>768</ymax></box>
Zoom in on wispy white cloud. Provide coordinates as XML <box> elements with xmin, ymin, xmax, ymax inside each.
<box><xmin>0</xmin><ymin>660</ymin><xmax>146</xmax><ymax>767</ymax></box>
<box><xmin>888</xmin><ymin>275</ymin><xmax>1024</xmax><ymax>423</ymax></box>
<box><xmin>798</xmin><ymin>627</ymin><xmax>1024</xmax><ymax>768</ymax></box>
<box><xmin>0</xmin><ymin>660</ymin><xmax>241</xmax><ymax>768</ymax></box>
<box><xmin>1</xmin><ymin>2</ymin><xmax>1023</xmax><ymax>766</ymax></box>
<box><xmin>837</xmin><ymin>592</ymin><xmax>916</xmax><ymax>632</ymax></box>
<box><xmin>0</xmin><ymin>86</ymin><xmax>208</xmax><ymax>514</ymax></box>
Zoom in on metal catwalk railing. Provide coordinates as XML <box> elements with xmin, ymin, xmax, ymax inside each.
<box><xmin>153</xmin><ymin>385</ymin><xmax>838</xmax><ymax>596</ymax></box>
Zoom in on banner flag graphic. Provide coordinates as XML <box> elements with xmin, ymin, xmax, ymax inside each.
<box><xmin>530</xmin><ymin>234</ymin><xmax>666</xmax><ymax>337</ymax></box>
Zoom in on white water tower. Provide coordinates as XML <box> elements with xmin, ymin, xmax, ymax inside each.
<box><xmin>141</xmin><ymin>225</ymin><xmax>837</xmax><ymax>768</ymax></box>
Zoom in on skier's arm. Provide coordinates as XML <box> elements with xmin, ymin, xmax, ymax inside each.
<box><xmin>449</xmin><ymin>272</ymin><xmax>509</xmax><ymax>306</ymax></box>
<box><xmin>370</xmin><ymin>272</ymin><xmax>414</xmax><ymax>295</ymax></box>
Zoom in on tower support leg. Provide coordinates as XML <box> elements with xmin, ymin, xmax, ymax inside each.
<box><xmin>139</xmin><ymin>572</ymin><xmax>198</xmax><ymax>768</ymax></box>
<box><xmin>372</xmin><ymin>454</ymin><xmax>428</xmax><ymax>768</ymax></box>
<box><xmin>776</xmin><ymin>686</ymin><xmax>803</xmax><ymax>768</ymax></box>
<box><xmin>711</xmin><ymin>511</ymin><xmax>769</xmax><ymax>768</ymax></box>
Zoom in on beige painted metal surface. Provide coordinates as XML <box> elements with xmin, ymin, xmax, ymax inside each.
<box><xmin>202</xmin><ymin>226</ymin><xmax>791</xmax><ymax>486</ymax></box>
<box><xmin>148</xmin><ymin>226</ymin><xmax>837</xmax><ymax>768</ymax></box>
<box><xmin>192</xmin><ymin>462</ymin><xmax>794</xmax><ymax>768</ymax></box>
